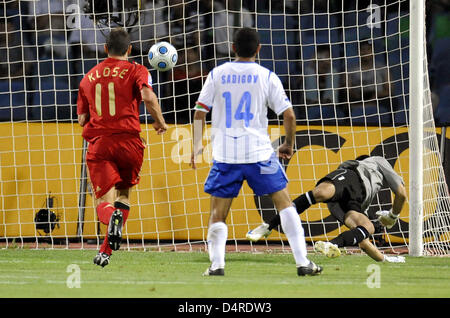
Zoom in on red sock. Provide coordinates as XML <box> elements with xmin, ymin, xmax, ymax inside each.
<box><xmin>114</xmin><ymin>201</ymin><xmax>130</xmax><ymax>224</ymax></box>
<box><xmin>96</xmin><ymin>202</ymin><xmax>115</xmax><ymax>255</ymax></box>
<box><xmin>96</xmin><ymin>202</ymin><xmax>115</xmax><ymax>225</ymax></box>
<box><xmin>99</xmin><ymin>236</ymin><xmax>112</xmax><ymax>255</ymax></box>
<box><xmin>97</xmin><ymin>202</ymin><xmax>130</xmax><ymax>256</ymax></box>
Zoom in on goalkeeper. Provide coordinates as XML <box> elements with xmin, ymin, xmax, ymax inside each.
<box><xmin>247</xmin><ymin>155</ymin><xmax>407</xmax><ymax>263</ymax></box>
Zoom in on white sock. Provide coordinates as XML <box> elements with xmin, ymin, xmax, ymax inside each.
<box><xmin>206</xmin><ymin>222</ymin><xmax>228</xmax><ymax>270</ymax></box>
<box><xmin>279</xmin><ymin>206</ymin><xmax>310</xmax><ymax>267</ymax></box>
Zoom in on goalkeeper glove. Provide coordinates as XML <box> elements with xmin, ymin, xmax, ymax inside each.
<box><xmin>376</xmin><ymin>210</ymin><xmax>398</xmax><ymax>229</ymax></box>
<box><xmin>384</xmin><ymin>255</ymin><xmax>406</xmax><ymax>263</ymax></box>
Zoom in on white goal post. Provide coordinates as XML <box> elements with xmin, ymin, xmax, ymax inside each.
<box><xmin>408</xmin><ymin>0</ymin><xmax>424</xmax><ymax>256</ymax></box>
<box><xmin>0</xmin><ymin>0</ymin><xmax>449</xmax><ymax>256</ymax></box>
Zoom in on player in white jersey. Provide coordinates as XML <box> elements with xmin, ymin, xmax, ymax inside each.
<box><xmin>190</xmin><ymin>28</ymin><xmax>322</xmax><ymax>276</ymax></box>
<box><xmin>247</xmin><ymin>155</ymin><xmax>408</xmax><ymax>263</ymax></box>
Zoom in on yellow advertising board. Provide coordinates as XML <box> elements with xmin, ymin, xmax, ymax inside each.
<box><xmin>0</xmin><ymin>123</ymin><xmax>448</xmax><ymax>244</ymax></box>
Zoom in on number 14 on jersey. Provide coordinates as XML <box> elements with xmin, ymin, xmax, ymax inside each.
<box><xmin>223</xmin><ymin>91</ymin><xmax>254</xmax><ymax>128</ymax></box>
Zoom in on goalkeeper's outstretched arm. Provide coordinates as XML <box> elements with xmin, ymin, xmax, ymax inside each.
<box><xmin>359</xmin><ymin>239</ymin><xmax>405</xmax><ymax>263</ymax></box>
<box><xmin>359</xmin><ymin>239</ymin><xmax>385</xmax><ymax>262</ymax></box>
<box><xmin>392</xmin><ymin>183</ymin><xmax>407</xmax><ymax>217</ymax></box>
<box><xmin>377</xmin><ymin>183</ymin><xmax>407</xmax><ymax>228</ymax></box>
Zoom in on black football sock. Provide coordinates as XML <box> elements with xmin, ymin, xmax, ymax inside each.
<box><xmin>268</xmin><ymin>191</ymin><xmax>316</xmax><ymax>231</ymax></box>
<box><xmin>293</xmin><ymin>191</ymin><xmax>316</xmax><ymax>215</ymax></box>
<box><xmin>330</xmin><ymin>225</ymin><xmax>370</xmax><ymax>247</ymax></box>
<box><xmin>268</xmin><ymin>214</ymin><xmax>281</xmax><ymax>231</ymax></box>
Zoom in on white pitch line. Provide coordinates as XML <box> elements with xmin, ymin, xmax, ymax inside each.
<box><xmin>0</xmin><ymin>277</ymin><xmax>365</xmax><ymax>287</ymax></box>
<box><xmin>0</xmin><ymin>275</ymin><xmax>41</xmax><ymax>279</ymax></box>
<box><xmin>40</xmin><ymin>278</ymin><xmax>363</xmax><ymax>286</ymax></box>
<box><xmin>0</xmin><ymin>281</ymin><xmax>29</xmax><ymax>285</ymax></box>
<box><xmin>45</xmin><ymin>280</ymin><xmax>191</xmax><ymax>285</ymax></box>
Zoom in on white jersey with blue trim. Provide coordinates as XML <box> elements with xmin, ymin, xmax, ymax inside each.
<box><xmin>195</xmin><ymin>61</ymin><xmax>292</xmax><ymax>163</ymax></box>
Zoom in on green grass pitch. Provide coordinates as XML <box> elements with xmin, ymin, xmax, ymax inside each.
<box><xmin>0</xmin><ymin>249</ymin><xmax>448</xmax><ymax>298</ymax></box>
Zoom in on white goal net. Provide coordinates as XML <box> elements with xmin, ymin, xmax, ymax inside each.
<box><xmin>0</xmin><ymin>0</ymin><xmax>449</xmax><ymax>256</ymax></box>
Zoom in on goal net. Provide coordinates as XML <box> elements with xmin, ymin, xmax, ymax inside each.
<box><xmin>1</xmin><ymin>0</ymin><xmax>449</xmax><ymax>256</ymax></box>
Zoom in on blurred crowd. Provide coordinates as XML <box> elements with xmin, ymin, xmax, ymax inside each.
<box><xmin>0</xmin><ymin>0</ymin><xmax>449</xmax><ymax>126</ymax></box>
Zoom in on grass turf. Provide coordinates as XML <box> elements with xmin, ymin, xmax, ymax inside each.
<box><xmin>0</xmin><ymin>249</ymin><xmax>448</xmax><ymax>298</ymax></box>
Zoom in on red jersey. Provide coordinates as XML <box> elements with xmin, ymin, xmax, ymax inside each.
<box><xmin>77</xmin><ymin>57</ymin><xmax>152</xmax><ymax>142</ymax></box>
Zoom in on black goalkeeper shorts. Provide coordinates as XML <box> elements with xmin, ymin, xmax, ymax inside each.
<box><xmin>316</xmin><ymin>168</ymin><xmax>366</xmax><ymax>224</ymax></box>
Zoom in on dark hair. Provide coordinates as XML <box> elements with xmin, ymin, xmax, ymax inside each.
<box><xmin>233</xmin><ymin>27</ymin><xmax>260</xmax><ymax>58</ymax></box>
<box><xmin>106</xmin><ymin>28</ymin><xmax>130</xmax><ymax>56</ymax></box>
<box><xmin>355</xmin><ymin>155</ymin><xmax>370</xmax><ymax>161</ymax></box>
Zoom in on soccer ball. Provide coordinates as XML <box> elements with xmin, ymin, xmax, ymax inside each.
<box><xmin>148</xmin><ymin>41</ymin><xmax>178</xmax><ymax>72</ymax></box>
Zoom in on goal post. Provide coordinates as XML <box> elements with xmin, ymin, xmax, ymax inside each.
<box><xmin>408</xmin><ymin>0</ymin><xmax>424</xmax><ymax>257</ymax></box>
<box><xmin>0</xmin><ymin>0</ymin><xmax>449</xmax><ymax>256</ymax></box>
<box><xmin>408</xmin><ymin>0</ymin><xmax>450</xmax><ymax>256</ymax></box>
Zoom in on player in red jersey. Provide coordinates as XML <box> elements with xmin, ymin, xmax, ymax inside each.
<box><xmin>77</xmin><ymin>28</ymin><xmax>168</xmax><ymax>267</ymax></box>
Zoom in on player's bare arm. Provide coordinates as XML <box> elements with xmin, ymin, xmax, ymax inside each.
<box><xmin>278</xmin><ymin>107</ymin><xmax>296</xmax><ymax>160</ymax></box>
<box><xmin>376</xmin><ymin>183</ymin><xmax>407</xmax><ymax>228</ymax></box>
<box><xmin>359</xmin><ymin>239</ymin><xmax>385</xmax><ymax>262</ymax></box>
<box><xmin>190</xmin><ymin>109</ymin><xmax>207</xmax><ymax>169</ymax></box>
<box><xmin>141</xmin><ymin>86</ymin><xmax>168</xmax><ymax>134</ymax></box>
<box><xmin>78</xmin><ymin>113</ymin><xmax>89</xmax><ymax>127</ymax></box>
<box><xmin>392</xmin><ymin>183</ymin><xmax>407</xmax><ymax>216</ymax></box>
<box><xmin>360</xmin><ymin>236</ymin><xmax>404</xmax><ymax>262</ymax></box>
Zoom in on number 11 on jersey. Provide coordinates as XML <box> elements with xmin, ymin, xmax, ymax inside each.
<box><xmin>223</xmin><ymin>91</ymin><xmax>254</xmax><ymax>128</ymax></box>
<box><xmin>95</xmin><ymin>82</ymin><xmax>116</xmax><ymax>116</ymax></box>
